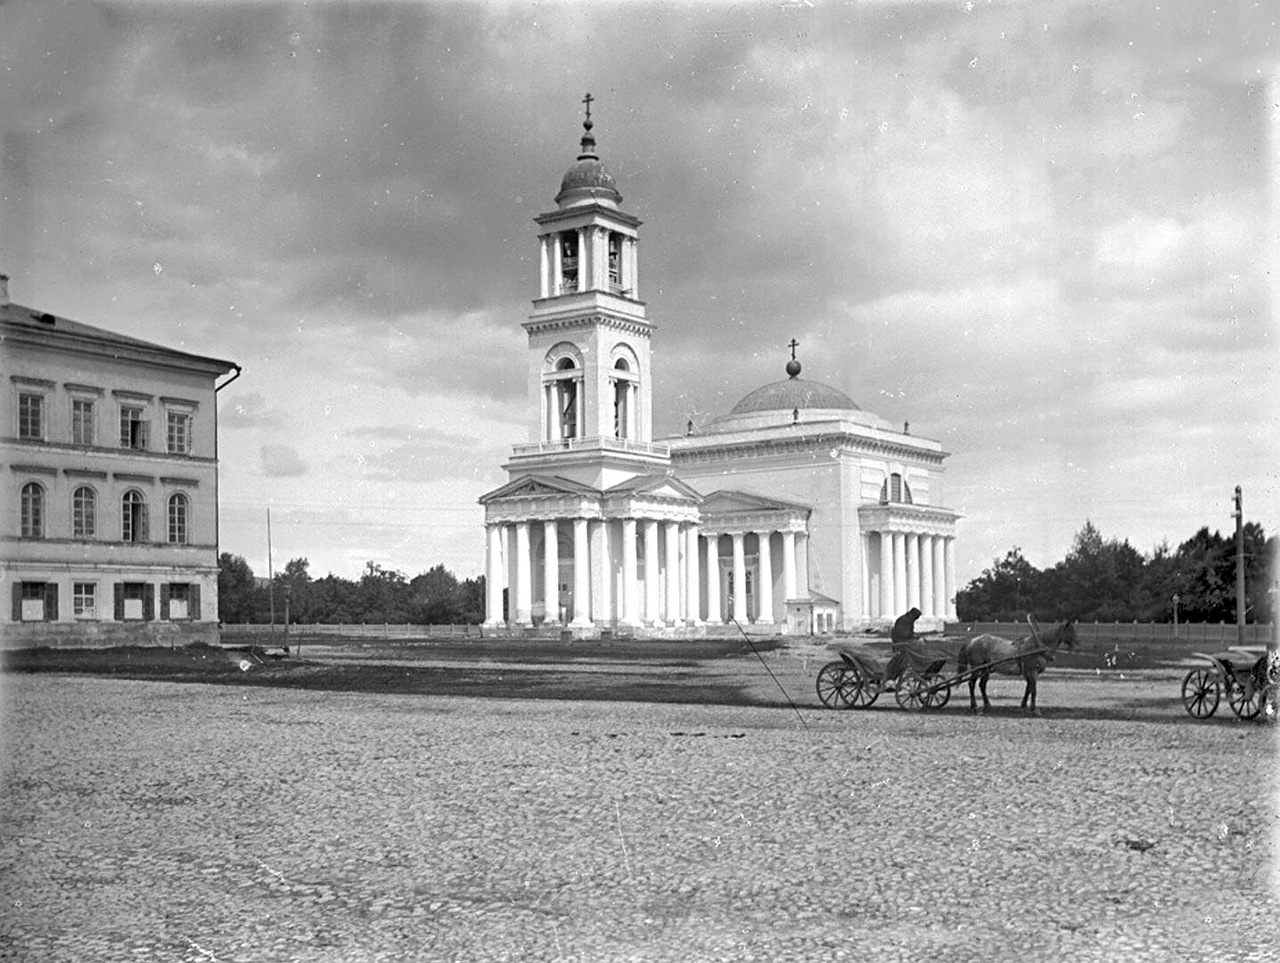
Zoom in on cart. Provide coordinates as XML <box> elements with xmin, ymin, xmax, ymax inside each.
<box><xmin>815</xmin><ymin>647</ymin><xmax>953</xmax><ymax>712</ymax></box>
<box><xmin>1181</xmin><ymin>648</ymin><xmax>1275</xmax><ymax>721</ymax></box>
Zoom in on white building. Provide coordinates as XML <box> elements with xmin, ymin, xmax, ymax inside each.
<box><xmin>1</xmin><ymin>274</ymin><xmax>239</xmax><ymax>647</ymax></box>
<box><xmin>480</xmin><ymin>105</ymin><xmax>959</xmax><ymax>636</ymax></box>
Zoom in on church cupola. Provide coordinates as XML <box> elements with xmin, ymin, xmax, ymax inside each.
<box><xmin>555</xmin><ymin>93</ymin><xmax>622</xmax><ymax>210</ymax></box>
<box><xmin>535</xmin><ymin>94</ymin><xmax>641</xmax><ymax>301</ymax></box>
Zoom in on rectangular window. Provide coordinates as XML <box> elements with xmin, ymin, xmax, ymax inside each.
<box><xmin>168</xmin><ymin>583</ymin><xmax>190</xmax><ymax>620</ymax></box>
<box><xmin>122</xmin><ymin>582</ymin><xmax>146</xmax><ymax>620</ymax></box>
<box><xmin>120</xmin><ymin>406</ymin><xmax>148</xmax><ymax>450</ymax></box>
<box><xmin>74</xmin><ymin>582</ymin><xmax>97</xmax><ymax>618</ymax></box>
<box><xmin>14</xmin><ymin>581</ymin><xmax>56</xmax><ymax>622</ymax></box>
<box><xmin>72</xmin><ymin>399</ymin><xmax>96</xmax><ymax>445</ymax></box>
<box><xmin>166</xmin><ymin>411</ymin><xmax>191</xmax><ymax>454</ymax></box>
<box><xmin>18</xmin><ymin>392</ymin><xmax>44</xmax><ymax>440</ymax></box>
<box><xmin>20</xmin><ymin>582</ymin><xmax>46</xmax><ymax>621</ymax></box>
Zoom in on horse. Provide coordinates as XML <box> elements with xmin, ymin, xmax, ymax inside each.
<box><xmin>955</xmin><ymin>617</ymin><xmax>1078</xmax><ymax>716</ymax></box>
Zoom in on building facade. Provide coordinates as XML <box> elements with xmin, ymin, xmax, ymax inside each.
<box><xmin>1</xmin><ymin>275</ymin><xmax>239</xmax><ymax>647</ymax></box>
<box><xmin>480</xmin><ymin>105</ymin><xmax>959</xmax><ymax>636</ymax></box>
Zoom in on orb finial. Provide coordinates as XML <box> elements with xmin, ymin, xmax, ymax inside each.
<box><xmin>785</xmin><ymin>338</ymin><xmax>801</xmax><ymax>378</ymax></box>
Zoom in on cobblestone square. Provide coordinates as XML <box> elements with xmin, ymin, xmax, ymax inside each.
<box><xmin>2</xmin><ymin>654</ymin><xmax>1277</xmax><ymax>962</ymax></box>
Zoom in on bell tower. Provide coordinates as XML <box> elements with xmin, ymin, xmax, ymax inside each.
<box><xmin>518</xmin><ymin>95</ymin><xmax>657</xmax><ymax>478</ymax></box>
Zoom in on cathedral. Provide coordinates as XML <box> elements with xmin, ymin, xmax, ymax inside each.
<box><xmin>479</xmin><ymin>102</ymin><xmax>959</xmax><ymax>636</ymax></box>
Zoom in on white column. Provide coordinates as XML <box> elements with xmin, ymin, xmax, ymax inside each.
<box><xmin>546</xmin><ymin>384</ymin><xmax>559</xmax><ymax>442</ymax></box>
<box><xmin>590</xmin><ymin>519</ymin><xmax>612</xmax><ymax>624</ymax></box>
<box><xmin>577</xmin><ymin>227</ymin><xmax>587</xmax><ymax>293</ymax></box>
<box><xmin>664</xmin><ymin>521</ymin><xmax>682</xmax><ymax>625</ymax></box>
<box><xmin>552</xmin><ymin>233</ymin><xmax>563</xmax><ymax>296</ymax></box>
<box><xmin>782</xmin><ymin>530</ymin><xmax>797</xmax><ymax>603</ymax></box>
<box><xmin>755</xmin><ymin>531</ymin><xmax>774</xmax><ymax>625</ymax></box>
<box><xmin>644</xmin><ymin>519</ymin><xmax>662</xmax><ymax>625</ymax></box>
<box><xmin>622</xmin><ymin>519</ymin><xmax>640</xmax><ymax>626</ymax></box>
<box><xmin>920</xmin><ymin>534</ymin><xmax>936</xmax><ymax>618</ymax></box>
<box><xmin>704</xmin><ymin>534</ymin><xmax>721</xmax><ymax>623</ymax></box>
<box><xmin>933</xmin><ymin>535</ymin><xmax>947</xmax><ymax>619</ymax></box>
<box><xmin>878</xmin><ymin>532</ymin><xmax>892</xmax><ymax>620</ymax></box>
<box><xmin>906</xmin><ymin>533</ymin><xmax>920</xmax><ymax>612</ymax></box>
<box><xmin>575</xmin><ymin>377</ymin><xmax>584</xmax><ymax>440</ymax></box>
<box><xmin>572</xmin><ymin>518</ymin><xmax>591</xmax><ymax>626</ymax></box>
<box><xmin>515</xmin><ymin>521</ymin><xmax>533</xmax><ymax>626</ymax></box>
<box><xmin>539</xmin><ymin>237</ymin><xmax>550</xmax><ymax>299</ymax></box>
<box><xmin>892</xmin><ymin>532</ymin><xmax>907</xmax><ymax>616</ymax></box>
<box><xmin>945</xmin><ymin>536</ymin><xmax>958</xmax><ymax>619</ymax></box>
<box><xmin>484</xmin><ymin>524</ymin><xmax>504</xmax><ymax>625</ymax></box>
<box><xmin>629</xmin><ymin>237</ymin><xmax>639</xmax><ymax>297</ymax></box>
<box><xmin>542</xmin><ymin>520</ymin><xmax>559</xmax><ymax>625</ymax></box>
<box><xmin>731</xmin><ymin>532</ymin><xmax>748</xmax><ymax>624</ymax></box>
<box><xmin>796</xmin><ymin>531</ymin><xmax>809</xmax><ymax>596</ymax></box>
<box><xmin>685</xmin><ymin>524</ymin><xmax>701</xmax><ymax>624</ymax></box>
<box><xmin>595</xmin><ymin>227</ymin><xmax>608</xmax><ymax>291</ymax></box>
<box><xmin>860</xmin><ymin>533</ymin><xmax>871</xmax><ymax>619</ymax></box>
<box><xmin>626</xmin><ymin>382</ymin><xmax>637</xmax><ymax>440</ymax></box>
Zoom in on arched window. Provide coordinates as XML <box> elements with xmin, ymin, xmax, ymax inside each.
<box><xmin>543</xmin><ymin>344</ymin><xmax>584</xmax><ymax>443</ymax></box>
<box><xmin>73</xmin><ymin>486</ymin><xmax>96</xmax><ymax>538</ymax></box>
<box><xmin>122</xmin><ymin>490</ymin><xmax>148</xmax><ymax>543</ymax></box>
<box><xmin>559</xmin><ymin>232</ymin><xmax>578</xmax><ymax>291</ymax></box>
<box><xmin>879</xmin><ymin>473</ymin><xmax>913</xmax><ymax>505</ymax></box>
<box><xmin>20</xmin><ymin>482</ymin><xmax>44</xmax><ymax>538</ymax></box>
<box><xmin>556</xmin><ymin>357</ymin><xmax>578</xmax><ymax>439</ymax></box>
<box><xmin>168</xmin><ymin>493</ymin><xmax>189</xmax><ymax>544</ymax></box>
<box><xmin>613</xmin><ymin>358</ymin><xmax>631</xmax><ymax>439</ymax></box>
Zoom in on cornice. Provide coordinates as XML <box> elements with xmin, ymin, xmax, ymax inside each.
<box><xmin>523</xmin><ymin>312</ymin><xmax>653</xmax><ymax>339</ymax></box>
<box><xmin>671</xmin><ymin>430</ymin><xmax>947</xmax><ymax>466</ymax></box>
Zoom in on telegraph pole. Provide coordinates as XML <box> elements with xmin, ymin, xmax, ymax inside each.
<box><xmin>1234</xmin><ymin>486</ymin><xmax>1245</xmax><ymax>648</ymax></box>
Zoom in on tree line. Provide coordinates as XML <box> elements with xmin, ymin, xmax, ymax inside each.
<box><xmin>218</xmin><ymin>518</ymin><xmax>1275</xmax><ymax>626</ymax></box>
<box><xmin>217</xmin><ymin>556</ymin><xmax>485</xmax><ymax>625</ymax></box>
<box><xmin>956</xmin><ymin>520</ymin><xmax>1275</xmax><ymax>624</ymax></box>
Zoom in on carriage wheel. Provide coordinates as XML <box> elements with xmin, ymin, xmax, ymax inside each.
<box><xmin>1181</xmin><ymin>669</ymin><xmax>1220</xmax><ymax>719</ymax></box>
<box><xmin>816</xmin><ymin>661</ymin><xmax>879</xmax><ymax>710</ymax></box>
<box><xmin>895</xmin><ymin>675</ymin><xmax>929</xmax><ymax>711</ymax></box>
<box><xmin>925</xmin><ymin>677</ymin><xmax>951</xmax><ymax>710</ymax></box>
<box><xmin>1227</xmin><ymin>681</ymin><xmax>1263</xmax><ymax>721</ymax></box>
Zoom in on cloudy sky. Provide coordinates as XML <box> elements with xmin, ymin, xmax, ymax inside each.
<box><xmin>3</xmin><ymin>0</ymin><xmax>1276</xmax><ymax>587</ymax></box>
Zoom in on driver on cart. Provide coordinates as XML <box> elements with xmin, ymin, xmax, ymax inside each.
<box><xmin>883</xmin><ymin>607</ymin><xmax>923</xmax><ymax>691</ymax></box>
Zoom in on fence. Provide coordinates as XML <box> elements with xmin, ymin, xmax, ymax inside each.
<box><xmin>944</xmin><ymin>621</ymin><xmax>1275</xmax><ymax>646</ymax></box>
<box><xmin>221</xmin><ymin>621</ymin><xmax>1276</xmax><ymax>646</ymax></box>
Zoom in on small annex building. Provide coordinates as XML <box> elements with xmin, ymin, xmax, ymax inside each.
<box><xmin>1</xmin><ymin>274</ymin><xmax>239</xmax><ymax>647</ymax></box>
<box><xmin>480</xmin><ymin>103</ymin><xmax>959</xmax><ymax>636</ymax></box>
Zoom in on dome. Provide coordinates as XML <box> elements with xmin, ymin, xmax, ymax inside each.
<box><xmin>556</xmin><ymin>157</ymin><xmax>620</xmax><ymax>205</ymax></box>
<box><xmin>728</xmin><ymin>375</ymin><xmax>860</xmax><ymax>416</ymax></box>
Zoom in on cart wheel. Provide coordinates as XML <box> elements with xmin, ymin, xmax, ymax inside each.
<box><xmin>1181</xmin><ymin>669</ymin><xmax>1220</xmax><ymax>719</ymax></box>
<box><xmin>925</xmin><ymin>677</ymin><xmax>951</xmax><ymax>710</ymax></box>
<box><xmin>816</xmin><ymin>661</ymin><xmax>879</xmax><ymax>709</ymax></box>
<box><xmin>1228</xmin><ymin>682</ymin><xmax>1263</xmax><ymax>721</ymax></box>
<box><xmin>895</xmin><ymin>675</ymin><xmax>928</xmax><ymax>711</ymax></box>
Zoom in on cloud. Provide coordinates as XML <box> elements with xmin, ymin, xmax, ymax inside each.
<box><xmin>221</xmin><ymin>392</ymin><xmax>287</xmax><ymax>430</ymax></box>
<box><xmin>261</xmin><ymin>444</ymin><xmax>307</xmax><ymax>477</ymax></box>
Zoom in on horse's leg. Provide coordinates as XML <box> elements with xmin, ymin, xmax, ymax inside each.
<box><xmin>979</xmin><ymin>671</ymin><xmax>991</xmax><ymax>713</ymax></box>
<box><xmin>966</xmin><ymin>673</ymin><xmax>978</xmax><ymax>713</ymax></box>
<box><xmin>1023</xmin><ymin>673</ymin><xmax>1040</xmax><ymax>716</ymax></box>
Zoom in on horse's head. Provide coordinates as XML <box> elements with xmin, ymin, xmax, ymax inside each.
<box><xmin>1056</xmin><ymin>618</ymin><xmax>1079</xmax><ymax>652</ymax></box>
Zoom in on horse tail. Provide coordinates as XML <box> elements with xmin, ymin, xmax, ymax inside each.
<box><xmin>955</xmin><ymin>638</ymin><xmax>971</xmax><ymax>676</ymax></box>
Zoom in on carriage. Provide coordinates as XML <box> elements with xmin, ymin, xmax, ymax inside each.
<box><xmin>1180</xmin><ymin>648</ymin><xmax>1275</xmax><ymax>721</ymax></box>
<box><xmin>814</xmin><ymin>646</ymin><xmax>954</xmax><ymax>711</ymax></box>
<box><xmin>814</xmin><ymin>617</ymin><xmax>1077</xmax><ymax>715</ymax></box>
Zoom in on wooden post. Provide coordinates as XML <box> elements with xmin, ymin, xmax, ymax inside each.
<box><xmin>1234</xmin><ymin>486</ymin><xmax>1245</xmax><ymax>648</ymax></box>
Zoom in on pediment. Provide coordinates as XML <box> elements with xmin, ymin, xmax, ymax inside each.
<box><xmin>700</xmin><ymin>489</ymin><xmax>811</xmax><ymax>515</ymax></box>
<box><xmin>605</xmin><ymin>472</ymin><xmax>703</xmax><ymax>504</ymax></box>
<box><xmin>479</xmin><ymin>473</ymin><xmax>601</xmax><ymax>504</ymax></box>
